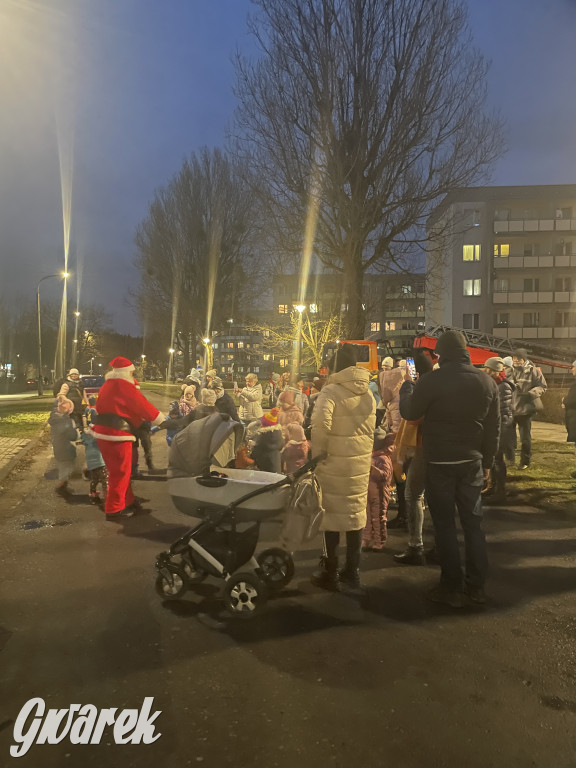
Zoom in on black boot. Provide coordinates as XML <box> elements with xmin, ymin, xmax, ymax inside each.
<box><xmin>394</xmin><ymin>546</ymin><xmax>425</xmax><ymax>565</ymax></box>
<box><xmin>387</xmin><ymin>515</ymin><xmax>407</xmax><ymax>529</ymax></box>
<box><xmin>338</xmin><ymin>567</ymin><xmax>361</xmax><ymax>589</ymax></box>
<box><xmin>311</xmin><ymin>556</ymin><xmax>339</xmax><ymax>591</ymax></box>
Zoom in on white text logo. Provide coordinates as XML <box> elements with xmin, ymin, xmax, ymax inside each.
<box><xmin>11</xmin><ymin>697</ymin><xmax>162</xmax><ymax>757</ymax></box>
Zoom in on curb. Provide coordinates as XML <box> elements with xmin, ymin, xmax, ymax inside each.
<box><xmin>0</xmin><ymin>428</ymin><xmax>48</xmax><ymax>487</ymax></box>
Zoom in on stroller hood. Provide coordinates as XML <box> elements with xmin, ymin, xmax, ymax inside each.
<box><xmin>169</xmin><ymin>413</ymin><xmax>244</xmax><ymax>478</ymax></box>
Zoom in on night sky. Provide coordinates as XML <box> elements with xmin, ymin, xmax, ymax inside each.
<box><xmin>1</xmin><ymin>0</ymin><xmax>575</xmax><ymax>334</ymax></box>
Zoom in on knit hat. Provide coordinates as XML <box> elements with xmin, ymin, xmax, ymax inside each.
<box><xmin>502</xmin><ymin>356</ymin><xmax>513</xmax><ymax>369</ymax></box>
<box><xmin>168</xmin><ymin>400</ymin><xmax>180</xmax><ymax>416</ymax></box>
<box><xmin>88</xmin><ymin>396</ymin><xmax>97</xmax><ymax>406</ymax></box>
<box><xmin>206</xmin><ymin>369</ymin><xmax>217</xmax><ymax>378</ymax></box>
<box><xmin>261</xmin><ymin>408</ymin><xmax>279</xmax><ymax>427</ymax></box>
<box><xmin>56</xmin><ymin>395</ymin><xmax>74</xmax><ymax>414</ymax></box>
<box><xmin>68</xmin><ymin>368</ymin><xmax>80</xmax><ymax>376</ymax></box>
<box><xmin>435</xmin><ymin>330</ymin><xmax>466</xmax><ymax>357</ymax></box>
<box><xmin>278</xmin><ymin>389</ymin><xmax>295</xmax><ymax>405</ymax></box>
<box><xmin>211</xmin><ymin>376</ymin><xmax>223</xmax><ymax>388</ymax></box>
<box><xmin>270</xmin><ymin>373</ymin><xmax>281</xmax><ymax>382</ymax></box>
<box><xmin>484</xmin><ymin>357</ymin><xmax>505</xmax><ymax>373</ymax></box>
<box><xmin>330</xmin><ymin>344</ymin><xmax>357</xmax><ymax>373</ymax></box>
<box><xmin>183</xmin><ymin>385</ymin><xmax>196</xmax><ymax>400</ymax></box>
<box><xmin>382</xmin><ymin>357</ymin><xmax>394</xmax><ymax>369</ymax></box>
<box><xmin>201</xmin><ymin>388</ymin><xmax>217</xmax><ymax>406</ymax></box>
<box><xmin>109</xmin><ymin>356</ymin><xmax>135</xmax><ymax>371</ymax></box>
<box><xmin>285</xmin><ymin>423</ymin><xmax>306</xmax><ymax>442</ymax></box>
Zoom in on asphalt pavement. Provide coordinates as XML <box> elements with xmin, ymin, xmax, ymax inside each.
<box><xmin>0</xmin><ymin>392</ymin><xmax>575</xmax><ymax>768</ymax></box>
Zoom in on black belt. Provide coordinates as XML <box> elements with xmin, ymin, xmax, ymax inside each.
<box><xmin>93</xmin><ymin>413</ymin><xmax>133</xmax><ymax>432</ymax></box>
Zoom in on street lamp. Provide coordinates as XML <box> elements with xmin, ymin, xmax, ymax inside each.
<box><xmin>293</xmin><ymin>304</ymin><xmax>306</xmax><ymax>374</ymax></box>
<box><xmin>201</xmin><ymin>337</ymin><xmax>213</xmax><ymax>371</ymax></box>
<box><xmin>37</xmin><ymin>272</ymin><xmax>68</xmax><ymax>396</ymax></box>
<box><xmin>167</xmin><ymin>348</ymin><xmax>175</xmax><ymax>382</ymax></box>
<box><xmin>90</xmin><ymin>357</ymin><xmax>94</xmax><ymax>374</ymax></box>
<box><xmin>141</xmin><ymin>354</ymin><xmax>146</xmax><ymax>382</ymax></box>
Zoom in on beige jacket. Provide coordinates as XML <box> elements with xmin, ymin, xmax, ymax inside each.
<box><xmin>238</xmin><ymin>383</ymin><xmax>263</xmax><ymax>421</ymax></box>
<box><xmin>311</xmin><ymin>366</ymin><xmax>376</xmax><ymax>531</ymax></box>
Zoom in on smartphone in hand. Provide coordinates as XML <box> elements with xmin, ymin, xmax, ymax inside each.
<box><xmin>406</xmin><ymin>357</ymin><xmax>417</xmax><ymax>380</ymax></box>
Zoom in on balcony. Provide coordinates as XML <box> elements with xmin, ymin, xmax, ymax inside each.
<box><xmin>494</xmin><ymin>218</ymin><xmax>576</xmax><ymax>234</ymax></box>
<box><xmin>493</xmin><ymin>326</ymin><xmax>576</xmax><ymax>340</ymax></box>
<box><xmin>491</xmin><ymin>291</ymin><xmax>576</xmax><ymax>304</ymax></box>
<box><xmin>493</xmin><ymin>254</ymin><xmax>576</xmax><ymax>269</ymax></box>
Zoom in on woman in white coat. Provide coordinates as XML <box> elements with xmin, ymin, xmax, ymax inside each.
<box><xmin>311</xmin><ymin>345</ymin><xmax>376</xmax><ymax>590</ymax></box>
<box><xmin>236</xmin><ymin>373</ymin><xmax>263</xmax><ymax>423</ymax></box>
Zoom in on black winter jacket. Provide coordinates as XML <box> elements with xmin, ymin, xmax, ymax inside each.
<box><xmin>48</xmin><ymin>411</ymin><xmax>79</xmax><ymax>462</ymax></box>
<box><xmin>563</xmin><ymin>381</ymin><xmax>576</xmax><ymax>442</ymax></box>
<box><xmin>251</xmin><ymin>426</ymin><xmax>284</xmax><ymax>473</ymax></box>
<box><xmin>399</xmin><ymin>349</ymin><xmax>500</xmax><ymax>469</ymax></box>
<box><xmin>215</xmin><ymin>392</ymin><xmax>240</xmax><ymax>422</ymax></box>
<box><xmin>497</xmin><ymin>377</ymin><xmax>516</xmax><ymax>428</ymax></box>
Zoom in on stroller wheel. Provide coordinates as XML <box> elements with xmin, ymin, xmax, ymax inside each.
<box><xmin>223</xmin><ymin>573</ymin><xmax>267</xmax><ymax>619</ymax></box>
<box><xmin>155</xmin><ymin>564</ymin><xmax>187</xmax><ymax>600</ymax></box>
<box><xmin>257</xmin><ymin>548</ymin><xmax>295</xmax><ymax>591</ymax></box>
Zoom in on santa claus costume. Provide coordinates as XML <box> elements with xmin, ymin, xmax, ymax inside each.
<box><xmin>90</xmin><ymin>357</ymin><xmax>164</xmax><ymax>520</ymax></box>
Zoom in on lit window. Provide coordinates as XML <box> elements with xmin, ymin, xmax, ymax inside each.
<box><xmin>279</xmin><ymin>358</ymin><xmax>288</xmax><ymax>367</ymax></box>
<box><xmin>341</xmin><ymin>304</ymin><xmax>349</xmax><ymax>312</ymax></box>
<box><xmin>463</xmin><ymin>245</ymin><xmax>481</xmax><ymax>261</ymax></box>
<box><xmin>385</xmin><ymin>321</ymin><xmax>396</xmax><ymax>331</ymax></box>
<box><xmin>370</xmin><ymin>322</ymin><xmax>380</xmax><ymax>332</ymax></box>
<box><xmin>463</xmin><ymin>279</ymin><xmax>481</xmax><ymax>296</ymax></box>
<box><xmin>278</xmin><ymin>304</ymin><xmax>288</xmax><ymax>314</ymax></box>
<box><xmin>263</xmin><ymin>354</ymin><xmax>271</xmax><ymax>361</ymax></box>
<box><xmin>401</xmin><ymin>285</ymin><xmax>412</xmax><ymax>294</ymax></box>
<box><xmin>493</xmin><ymin>244</ymin><xmax>509</xmax><ymax>257</ymax></box>
<box><xmin>227</xmin><ymin>354</ymin><xmax>234</xmax><ymax>360</ymax></box>
<box><xmin>263</xmin><ymin>330</ymin><xmax>270</xmax><ymax>337</ymax></box>
<box><xmin>237</xmin><ymin>341</ymin><xmax>244</xmax><ymax>349</ymax></box>
<box><xmin>309</xmin><ymin>304</ymin><xmax>318</xmax><ymax>313</ymax></box>
<box><xmin>237</xmin><ymin>367</ymin><xmax>244</xmax><ymax>373</ymax></box>
<box><xmin>212</xmin><ymin>343</ymin><xmax>218</xmax><ymax>350</ymax></box>
<box><xmin>227</xmin><ymin>342</ymin><xmax>234</xmax><ymax>349</ymax></box>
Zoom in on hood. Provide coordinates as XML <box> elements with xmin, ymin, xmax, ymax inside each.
<box><xmin>380</xmin><ymin>368</ymin><xmax>404</xmax><ymax>387</ymax></box>
<box><xmin>329</xmin><ymin>365</ymin><xmax>370</xmax><ymax>394</ymax></box>
<box><xmin>438</xmin><ymin>348</ymin><xmax>471</xmax><ymax>366</ymax></box>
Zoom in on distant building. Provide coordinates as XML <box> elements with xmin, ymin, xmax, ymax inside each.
<box><xmin>427</xmin><ymin>184</ymin><xmax>576</xmax><ymax>348</ymax></box>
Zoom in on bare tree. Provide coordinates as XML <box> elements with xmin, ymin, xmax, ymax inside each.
<box><xmin>232</xmin><ymin>0</ymin><xmax>504</xmax><ymax>337</ymax></box>
<box><xmin>246</xmin><ymin>309</ymin><xmax>342</xmax><ymax>370</ymax></box>
<box><xmin>134</xmin><ymin>148</ymin><xmax>259</xmax><ymax>372</ymax></box>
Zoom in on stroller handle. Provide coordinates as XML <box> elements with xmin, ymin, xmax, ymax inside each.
<box><xmin>206</xmin><ymin>452</ymin><xmax>328</xmax><ymax>526</ymax></box>
<box><xmin>290</xmin><ymin>452</ymin><xmax>327</xmax><ymax>480</ymax></box>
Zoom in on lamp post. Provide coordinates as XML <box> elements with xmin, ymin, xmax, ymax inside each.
<box><xmin>90</xmin><ymin>357</ymin><xmax>94</xmax><ymax>374</ymax></box>
<box><xmin>167</xmin><ymin>348</ymin><xmax>175</xmax><ymax>382</ymax></box>
<box><xmin>202</xmin><ymin>337</ymin><xmax>213</xmax><ymax>371</ymax></box>
<box><xmin>293</xmin><ymin>304</ymin><xmax>306</xmax><ymax>376</ymax></box>
<box><xmin>37</xmin><ymin>272</ymin><xmax>68</xmax><ymax>396</ymax></box>
<box><xmin>141</xmin><ymin>354</ymin><xmax>146</xmax><ymax>382</ymax></box>
<box><xmin>71</xmin><ymin>310</ymin><xmax>81</xmax><ymax>367</ymax></box>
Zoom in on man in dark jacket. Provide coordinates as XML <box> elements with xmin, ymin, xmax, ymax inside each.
<box><xmin>399</xmin><ymin>330</ymin><xmax>500</xmax><ymax>608</ymax></box>
<box><xmin>482</xmin><ymin>357</ymin><xmax>516</xmax><ymax>501</ymax></box>
<box><xmin>511</xmin><ymin>348</ymin><xmax>547</xmax><ymax>469</ymax></box>
<box><xmin>211</xmin><ymin>378</ymin><xmax>240</xmax><ymax>422</ymax></box>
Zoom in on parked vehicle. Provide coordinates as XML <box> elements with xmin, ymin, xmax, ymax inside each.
<box><xmin>80</xmin><ymin>374</ymin><xmax>105</xmax><ymax>400</ymax></box>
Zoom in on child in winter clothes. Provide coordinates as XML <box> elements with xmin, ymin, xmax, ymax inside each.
<box><xmin>277</xmin><ymin>389</ymin><xmax>304</xmax><ymax>436</ymax></box>
<box><xmin>281</xmin><ymin>423</ymin><xmax>309</xmax><ymax>474</ymax></box>
<box><xmin>251</xmin><ymin>409</ymin><xmax>284</xmax><ymax>473</ymax></box>
<box><xmin>48</xmin><ymin>395</ymin><xmax>79</xmax><ymax>497</ymax></box>
<box><xmin>81</xmin><ymin>431</ymin><xmax>108</xmax><ymax>504</ymax></box>
<box><xmin>362</xmin><ymin>429</ymin><xmax>394</xmax><ymax>552</ymax></box>
<box><xmin>179</xmin><ymin>384</ymin><xmax>197</xmax><ymax>416</ymax></box>
<box><xmin>164</xmin><ymin>401</ymin><xmax>181</xmax><ymax>446</ymax></box>
<box><xmin>85</xmin><ymin>396</ymin><xmax>98</xmax><ymax>427</ymax></box>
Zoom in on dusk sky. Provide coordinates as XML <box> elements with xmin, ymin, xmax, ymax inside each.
<box><xmin>1</xmin><ymin>0</ymin><xmax>575</xmax><ymax>334</ymax></box>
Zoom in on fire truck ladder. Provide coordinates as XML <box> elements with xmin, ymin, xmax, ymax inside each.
<box><xmin>421</xmin><ymin>326</ymin><xmax>575</xmax><ymax>370</ymax></box>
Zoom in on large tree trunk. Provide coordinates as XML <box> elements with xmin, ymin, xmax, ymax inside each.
<box><xmin>343</xmin><ymin>253</ymin><xmax>365</xmax><ymax>339</ymax></box>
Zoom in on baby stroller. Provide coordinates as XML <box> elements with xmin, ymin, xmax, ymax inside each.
<box><xmin>155</xmin><ymin>413</ymin><xmax>324</xmax><ymax>619</ymax></box>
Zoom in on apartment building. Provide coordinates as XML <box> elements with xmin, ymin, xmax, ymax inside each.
<box><xmin>426</xmin><ymin>184</ymin><xmax>576</xmax><ymax>348</ymax></box>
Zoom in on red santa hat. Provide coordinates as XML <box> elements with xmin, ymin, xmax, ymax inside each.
<box><xmin>109</xmin><ymin>356</ymin><xmax>135</xmax><ymax>372</ymax></box>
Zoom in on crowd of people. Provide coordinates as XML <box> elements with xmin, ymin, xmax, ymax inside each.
<box><xmin>48</xmin><ymin>333</ymin><xmax>568</xmax><ymax>607</ymax></box>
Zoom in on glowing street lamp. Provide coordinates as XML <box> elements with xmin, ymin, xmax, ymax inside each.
<box><xmin>167</xmin><ymin>348</ymin><xmax>175</xmax><ymax>382</ymax></box>
<box><xmin>141</xmin><ymin>354</ymin><xmax>146</xmax><ymax>382</ymax></box>
<box><xmin>201</xmin><ymin>337</ymin><xmax>213</xmax><ymax>370</ymax></box>
<box><xmin>293</xmin><ymin>305</ymin><xmax>306</xmax><ymax>373</ymax></box>
<box><xmin>37</xmin><ymin>271</ymin><xmax>68</xmax><ymax>396</ymax></box>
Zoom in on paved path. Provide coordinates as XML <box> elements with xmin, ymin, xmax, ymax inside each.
<box><xmin>0</xmin><ymin>437</ymin><xmax>30</xmax><ymax>463</ymax></box>
<box><xmin>0</xmin><ymin>392</ymin><xmax>37</xmax><ymax>401</ymax></box>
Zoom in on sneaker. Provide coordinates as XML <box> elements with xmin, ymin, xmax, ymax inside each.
<box><xmin>89</xmin><ymin>495</ymin><xmax>101</xmax><ymax>505</ymax></box>
<box><xmin>55</xmin><ymin>484</ymin><xmax>71</xmax><ymax>498</ymax></box>
<box><xmin>394</xmin><ymin>546</ymin><xmax>425</xmax><ymax>566</ymax></box>
<box><xmin>128</xmin><ymin>496</ymin><xmax>150</xmax><ymax>509</ymax></box>
<box><xmin>426</xmin><ymin>585</ymin><xmax>465</xmax><ymax>609</ymax></box>
<box><xmin>518</xmin><ymin>464</ymin><xmax>529</xmax><ymax>471</ymax></box>
<box><xmin>465</xmin><ymin>584</ymin><xmax>487</xmax><ymax>605</ymax></box>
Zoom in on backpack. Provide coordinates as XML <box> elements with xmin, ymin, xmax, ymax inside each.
<box><xmin>280</xmin><ymin>471</ymin><xmax>324</xmax><ymax>552</ymax></box>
